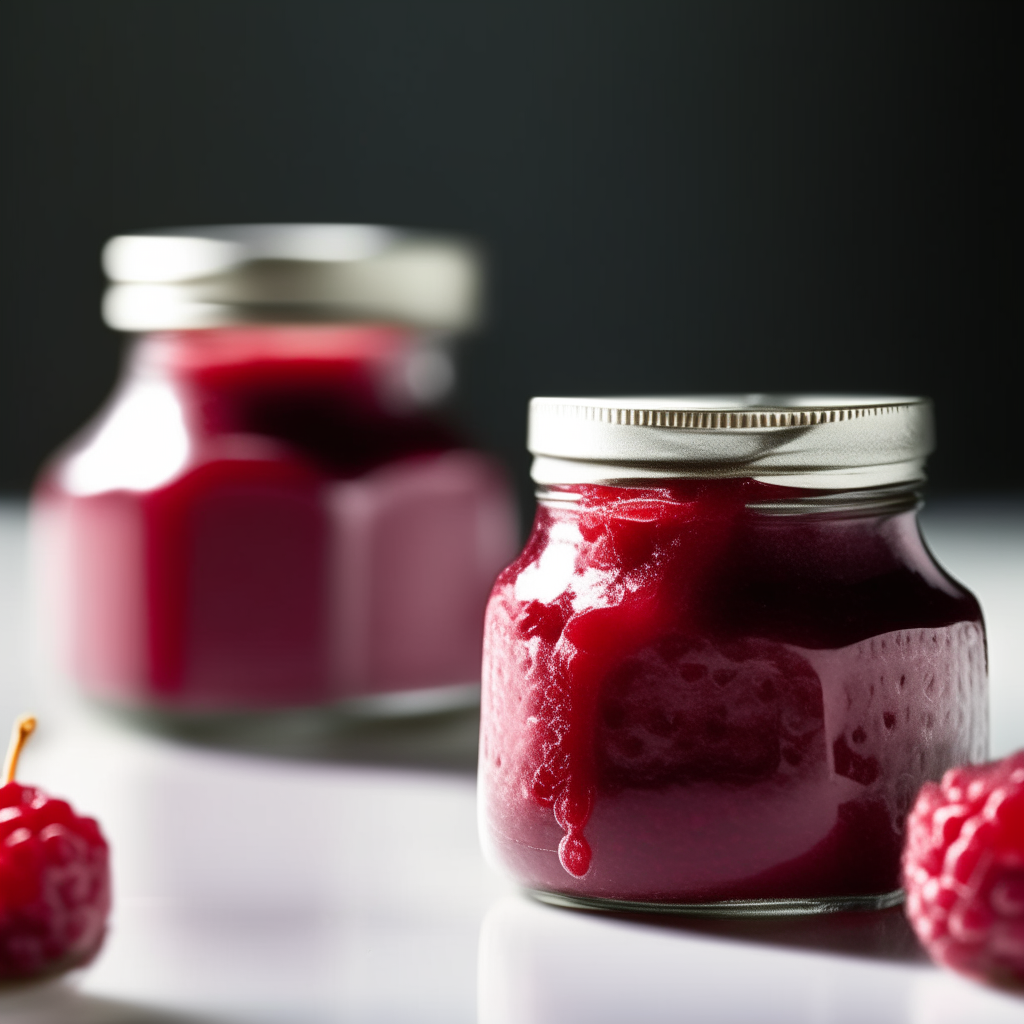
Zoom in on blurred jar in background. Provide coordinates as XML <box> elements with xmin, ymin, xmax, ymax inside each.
<box><xmin>33</xmin><ymin>225</ymin><xmax>517</xmax><ymax>715</ymax></box>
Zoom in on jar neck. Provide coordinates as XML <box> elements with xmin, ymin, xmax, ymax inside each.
<box><xmin>123</xmin><ymin>324</ymin><xmax>457</xmax><ymax>414</ymax></box>
<box><xmin>535</xmin><ymin>478</ymin><xmax>923</xmax><ymax>518</ymax></box>
<box><xmin>133</xmin><ymin>324</ymin><xmax>417</xmax><ymax>373</ymax></box>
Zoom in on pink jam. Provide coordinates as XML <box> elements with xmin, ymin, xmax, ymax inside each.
<box><xmin>480</xmin><ymin>480</ymin><xmax>987</xmax><ymax>903</ymax></box>
<box><xmin>34</xmin><ymin>325</ymin><xmax>517</xmax><ymax>710</ymax></box>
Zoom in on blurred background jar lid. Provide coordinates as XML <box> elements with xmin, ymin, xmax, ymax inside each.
<box><xmin>102</xmin><ymin>224</ymin><xmax>483</xmax><ymax>333</ymax></box>
<box><xmin>528</xmin><ymin>394</ymin><xmax>935</xmax><ymax>490</ymax></box>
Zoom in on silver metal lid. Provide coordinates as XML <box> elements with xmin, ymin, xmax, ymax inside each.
<box><xmin>101</xmin><ymin>224</ymin><xmax>482</xmax><ymax>332</ymax></box>
<box><xmin>528</xmin><ymin>394</ymin><xmax>934</xmax><ymax>490</ymax></box>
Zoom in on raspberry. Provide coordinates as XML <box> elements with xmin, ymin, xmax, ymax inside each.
<box><xmin>0</xmin><ymin>717</ymin><xmax>110</xmax><ymax>979</ymax></box>
<box><xmin>903</xmin><ymin>751</ymin><xmax>1024</xmax><ymax>988</ymax></box>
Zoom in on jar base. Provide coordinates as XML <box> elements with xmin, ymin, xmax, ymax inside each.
<box><xmin>334</xmin><ymin>682</ymin><xmax>480</xmax><ymax>719</ymax></box>
<box><xmin>83</xmin><ymin>683</ymin><xmax>481</xmax><ymax>769</ymax></box>
<box><xmin>527</xmin><ymin>887</ymin><xmax>905</xmax><ymax>918</ymax></box>
<box><xmin>89</xmin><ymin>681</ymin><xmax>480</xmax><ymax>726</ymax></box>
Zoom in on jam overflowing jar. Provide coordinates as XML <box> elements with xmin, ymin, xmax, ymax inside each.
<box><xmin>33</xmin><ymin>225</ymin><xmax>517</xmax><ymax>715</ymax></box>
<box><xmin>479</xmin><ymin>395</ymin><xmax>987</xmax><ymax>914</ymax></box>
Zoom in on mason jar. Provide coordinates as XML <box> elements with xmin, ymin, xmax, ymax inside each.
<box><xmin>33</xmin><ymin>224</ymin><xmax>517</xmax><ymax>716</ymax></box>
<box><xmin>479</xmin><ymin>395</ymin><xmax>987</xmax><ymax>914</ymax></box>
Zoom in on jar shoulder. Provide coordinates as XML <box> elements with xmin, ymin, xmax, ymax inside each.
<box><xmin>711</xmin><ymin>512</ymin><xmax>983</xmax><ymax>648</ymax></box>
<box><xmin>494</xmin><ymin>507</ymin><xmax>984</xmax><ymax>651</ymax></box>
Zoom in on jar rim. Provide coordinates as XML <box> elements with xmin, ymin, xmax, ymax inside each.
<box><xmin>535</xmin><ymin>480</ymin><xmax>923</xmax><ymax>517</ymax></box>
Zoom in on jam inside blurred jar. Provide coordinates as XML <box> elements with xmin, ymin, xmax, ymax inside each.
<box><xmin>32</xmin><ymin>226</ymin><xmax>518</xmax><ymax>714</ymax></box>
<box><xmin>479</xmin><ymin>396</ymin><xmax>987</xmax><ymax>913</ymax></box>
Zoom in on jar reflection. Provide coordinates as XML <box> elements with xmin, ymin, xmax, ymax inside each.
<box><xmin>478</xmin><ymin>896</ymin><xmax>924</xmax><ymax>1024</ymax></box>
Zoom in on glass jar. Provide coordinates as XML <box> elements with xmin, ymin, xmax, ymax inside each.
<box><xmin>479</xmin><ymin>396</ymin><xmax>987</xmax><ymax>914</ymax></box>
<box><xmin>33</xmin><ymin>225</ymin><xmax>517</xmax><ymax>715</ymax></box>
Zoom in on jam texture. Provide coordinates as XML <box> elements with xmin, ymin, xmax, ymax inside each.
<box><xmin>479</xmin><ymin>481</ymin><xmax>987</xmax><ymax>903</ymax></box>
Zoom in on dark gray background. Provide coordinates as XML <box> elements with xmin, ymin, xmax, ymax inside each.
<box><xmin>1</xmin><ymin>1</ymin><xmax>1020</xmax><ymax>511</ymax></box>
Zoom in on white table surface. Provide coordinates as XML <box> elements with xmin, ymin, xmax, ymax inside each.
<box><xmin>0</xmin><ymin>498</ymin><xmax>1022</xmax><ymax>1023</ymax></box>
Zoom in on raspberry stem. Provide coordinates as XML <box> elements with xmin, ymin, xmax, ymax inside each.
<box><xmin>3</xmin><ymin>715</ymin><xmax>37</xmax><ymax>784</ymax></box>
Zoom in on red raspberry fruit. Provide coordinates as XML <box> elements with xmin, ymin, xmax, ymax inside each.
<box><xmin>903</xmin><ymin>751</ymin><xmax>1024</xmax><ymax>987</ymax></box>
<box><xmin>0</xmin><ymin>716</ymin><xmax>110</xmax><ymax>980</ymax></box>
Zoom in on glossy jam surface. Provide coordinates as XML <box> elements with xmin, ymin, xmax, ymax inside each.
<box><xmin>35</xmin><ymin>326</ymin><xmax>517</xmax><ymax>710</ymax></box>
<box><xmin>479</xmin><ymin>480</ymin><xmax>987</xmax><ymax>903</ymax></box>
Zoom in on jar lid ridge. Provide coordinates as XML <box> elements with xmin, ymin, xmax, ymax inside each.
<box><xmin>101</xmin><ymin>224</ymin><xmax>483</xmax><ymax>333</ymax></box>
<box><xmin>528</xmin><ymin>394</ymin><xmax>934</xmax><ymax>490</ymax></box>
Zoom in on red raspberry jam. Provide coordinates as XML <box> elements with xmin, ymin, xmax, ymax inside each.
<box><xmin>479</xmin><ymin>397</ymin><xmax>987</xmax><ymax>912</ymax></box>
<box><xmin>34</xmin><ymin>325</ymin><xmax>516</xmax><ymax>711</ymax></box>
